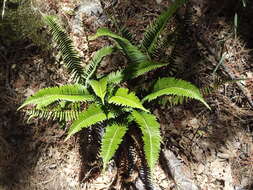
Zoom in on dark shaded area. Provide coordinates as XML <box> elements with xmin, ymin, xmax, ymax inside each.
<box><xmin>0</xmin><ymin>41</ymin><xmax>42</xmax><ymax>188</ymax></box>
<box><xmin>0</xmin><ymin>35</ymin><xmax>60</xmax><ymax>189</ymax></box>
<box><xmin>78</xmin><ymin>126</ymin><xmax>103</xmax><ymax>182</ymax></box>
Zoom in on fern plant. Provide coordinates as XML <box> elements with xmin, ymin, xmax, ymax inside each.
<box><xmin>19</xmin><ymin>0</ymin><xmax>209</xmax><ymax>180</ymax></box>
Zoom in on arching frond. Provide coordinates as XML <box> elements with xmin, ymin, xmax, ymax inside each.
<box><xmin>90</xmin><ymin>28</ymin><xmax>147</xmax><ymax>63</ymax></box>
<box><xmin>131</xmin><ymin>110</ymin><xmax>161</xmax><ymax>172</ymax></box>
<box><xmin>105</xmin><ymin>61</ymin><xmax>166</xmax><ymax>82</ymax></box>
<box><xmin>141</xmin><ymin>0</ymin><xmax>186</xmax><ymax>55</ymax></box>
<box><xmin>84</xmin><ymin>46</ymin><xmax>115</xmax><ymax>86</ymax></box>
<box><xmin>123</xmin><ymin>60</ymin><xmax>167</xmax><ymax>79</ymax></box>
<box><xmin>100</xmin><ymin>124</ymin><xmax>127</xmax><ymax>170</ymax></box>
<box><xmin>66</xmin><ymin>104</ymin><xmax>107</xmax><ymax>140</ymax></box>
<box><xmin>43</xmin><ymin>15</ymin><xmax>85</xmax><ymax>82</ymax></box>
<box><xmin>142</xmin><ymin>77</ymin><xmax>210</xmax><ymax>109</ymax></box>
<box><xmin>19</xmin><ymin>84</ymin><xmax>93</xmax><ymax>110</ymax></box>
<box><xmin>90</xmin><ymin>78</ymin><xmax>107</xmax><ymax>104</ymax></box>
<box><xmin>109</xmin><ymin>88</ymin><xmax>149</xmax><ymax>112</ymax></box>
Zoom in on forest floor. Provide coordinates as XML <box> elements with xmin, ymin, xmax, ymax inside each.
<box><xmin>0</xmin><ymin>0</ymin><xmax>253</xmax><ymax>190</ymax></box>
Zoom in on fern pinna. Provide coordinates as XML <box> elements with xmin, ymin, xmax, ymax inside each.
<box><xmin>19</xmin><ymin>0</ymin><xmax>209</xmax><ymax>184</ymax></box>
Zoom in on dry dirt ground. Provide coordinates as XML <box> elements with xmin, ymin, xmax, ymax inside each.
<box><xmin>0</xmin><ymin>0</ymin><xmax>253</xmax><ymax>189</ymax></box>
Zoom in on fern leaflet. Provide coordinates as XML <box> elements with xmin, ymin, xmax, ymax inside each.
<box><xmin>142</xmin><ymin>77</ymin><xmax>210</xmax><ymax>109</ymax></box>
<box><xmin>120</xmin><ymin>26</ymin><xmax>135</xmax><ymax>44</ymax></box>
<box><xmin>90</xmin><ymin>78</ymin><xmax>107</xmax><ymax>104</ymax></box>
<box><xmin>109</xmin><ymin>88</ymin><xmax>149</xmax><ymax>112</ymax></box>
<box><xmin>131</xmin><ymin>110</ymin><xmax>161</xmax><ymax>171</ymax></box>
<box><xmin>100</xmin><ymin>124</ymin><xmax>127</xmax><ymax>170</ymax></box>
<box><xmin>66</xmin><ymin>104</ymin><xmax>107</xmax><ymax>140</ymax></box>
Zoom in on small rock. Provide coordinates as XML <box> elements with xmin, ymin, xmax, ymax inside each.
<box><xmin>156</xmin><ymin>0</ymin><xmax>163</xmax><ymax>4</ymax></box>
<box><xmin>72</xmin><ymin>0</ymin><xmax>106</xmax><ymax>34</ymax></box>
<box><xmin>49</xmin><ymin>164</ymin><xmax>57</xmax><ymax>169</ymax></box>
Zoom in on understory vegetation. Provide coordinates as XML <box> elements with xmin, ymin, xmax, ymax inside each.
<box><xmin>18</xmin><ymin>0</ymin><xmax>211</xmax><ymax>184</ymax></box>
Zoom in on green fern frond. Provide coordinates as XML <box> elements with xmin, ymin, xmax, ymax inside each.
<box><xmin>148</xmin><ymin>37</ymin><xmax>164</xmax><ymax>59</ymax></box>
<box><xmin>43</xmin><ymin>15</ymin><xmax>85</xmax><ymax>82</ymax></box>
<box><xmin>141</xmin><ymin>0</ymin><xmax>186</xmax><ymax>55</ymax></box>
<box><xmin>109</xmin><ymin>88</ymin><xmax>149</xmax><ymax>112</ymax></box>
<box><xmin>19</xmin><ymin>84</ymin><xmax>93</xmax><ymax>110</ymax></box>
<box><xmin>90</xmin><ymin>28</ymin><xmax>147</xmax><ymax>63</ymax></box>
<box><xmin>201</xmin><ymin>77</ymin><xmax>246</xmax><ymax>96</ymax></box>
<box><xmin>84</xmin><ymin>46</ymin><xmax>115</xmax><ymax>86</ymax></box>
<box><xmin>166</xmin><ymin>46</ymin><xmax>181</xmax><ymax>76</ymax></box>
<box><xmin>149</xmin><ymin>31</ymin><xmax>177</xmax><ymax>59</ymax></box>
<box><xmin>90</xmin><ymin>78</ymin><xmax>107</xmax><ymax>104</ymax></box>
<box><xmin>105</xmin><ymin>70</ymin><xmax>124</xmax><ymax>84</ymax></box>
<box><xmin>66</xmin><ymin>104</ymin><xmax>107</xmax><ymax>140</ymax></box>
<box><xmin>100</xmin><ymin>123</ymin><xmax>127</xmax><ymax>170</ymax></box>
<box><xmin>27</xmin><ymin>107</ymin><xmax>81</xmax><ymax>122</ymax></box>
<box><xmin>131</xmin><ymin>110</ymin><xmax>161</xmax><ymax>171</ymax></box>
<box><xmin>120</xmin><ymin>26</ymin><xmax>134</xmax><ymax>44</ymax></box>
<box><xmin>142</xmin><ymin>77</ymin><xmax>210</xmax><ymax>109</ymax></box>
<box><xmin>123</xmin><ymin>60</ymin><xmax>167</xmax><ymax>79</ymax></box>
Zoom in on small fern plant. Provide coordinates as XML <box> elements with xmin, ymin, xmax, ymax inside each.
<box><xmin>19</xmin><ymin>0</ymin><xmax>209</xmax><ymax>174</ymax></box>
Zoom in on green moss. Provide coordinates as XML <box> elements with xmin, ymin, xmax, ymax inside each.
<box><xmin>0</xmin><ymin>0</ymin><xmax>50</xmax><ymax>49</ymax></box>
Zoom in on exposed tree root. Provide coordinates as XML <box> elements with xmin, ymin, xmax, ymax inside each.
<box><xmin>160</xmin><ymin>149</ymin><xmax>200</xmax><ymax>190</ymax></box>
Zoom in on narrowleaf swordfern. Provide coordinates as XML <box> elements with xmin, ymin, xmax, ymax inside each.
<box><xmin>19</xmin><ymin>0</ymin><xmax>210</xmax><ymax>182</ymax></box>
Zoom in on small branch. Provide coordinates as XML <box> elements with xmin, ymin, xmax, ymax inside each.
<box><xmin>196</xmin><ymin>35</ymin><xmax>253</xmax><ymax>108</ymax></box>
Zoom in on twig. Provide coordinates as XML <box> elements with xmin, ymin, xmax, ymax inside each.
<box><xmin>195</xmin><ymin>35</ymin><xmax>253</xmax><ymax>108</ymax></box>
<box><xmin>1</xmin><ymin>0</ymin><xmax>7</xmax><ymax>19</ymax></box>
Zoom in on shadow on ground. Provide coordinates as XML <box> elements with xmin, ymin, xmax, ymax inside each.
<box><xmin>0</xmin><ymin>79</ymin><xmax>42</xmax><ymax>189</ymax></box>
